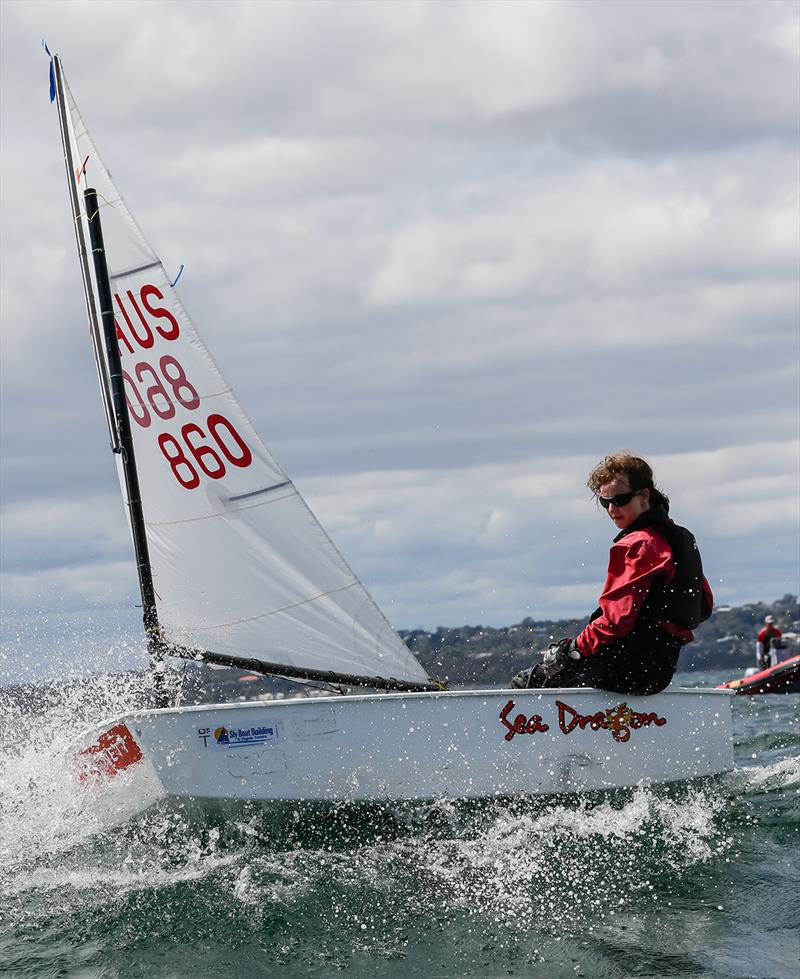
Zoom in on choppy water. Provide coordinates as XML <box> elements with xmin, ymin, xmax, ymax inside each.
<box><xmin>1</xmin><ymin>671</ymin><xmax>797</xmax><ymax>978</ymax></box>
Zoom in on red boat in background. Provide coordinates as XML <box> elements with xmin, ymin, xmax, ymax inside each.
<box><xmin>719</xmin><ymin>655</ymin><xmax>800</xmax><ymax>695</ymax></box>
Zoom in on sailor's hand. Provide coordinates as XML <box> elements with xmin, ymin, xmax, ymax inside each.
<box><xmin>541</xmin><ymin>638</ymin><xmax>581</xmax><ymax>677</ymax></box>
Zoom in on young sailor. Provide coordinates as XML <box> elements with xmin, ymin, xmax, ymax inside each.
<box><xmin>513</xmin><ymin>453</ymin><xmax>713</xmax><ymax>695</ymax></box>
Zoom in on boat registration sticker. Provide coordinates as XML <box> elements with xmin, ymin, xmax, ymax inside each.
<box><xmin>197</xmin><ymin>722</ymin><xmax>278</xmax><ymax>749</ymax></box>
<box><xmin>77</xmin><ymin>723</ymin><xmax>143</xmax><ymax>782</ymax></box>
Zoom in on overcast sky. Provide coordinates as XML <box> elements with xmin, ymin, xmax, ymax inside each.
<box><xmin>1</xmin><ymin>0</ymin><xmax>798</xmax><ymax>681</ymax></box>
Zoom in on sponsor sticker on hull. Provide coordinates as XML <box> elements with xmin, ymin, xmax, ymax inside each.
<box><xmin>198</xmin><ymin>722</ymin><xmax>278</xmax><ymax>749</ymax></box>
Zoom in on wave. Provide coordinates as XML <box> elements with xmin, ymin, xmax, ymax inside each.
<box><xmin>2</xmin><ymin>675</ymin><xmax>798</xmax><ymax>977</ymax></box>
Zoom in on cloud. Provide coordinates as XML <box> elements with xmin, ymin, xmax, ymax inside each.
<box><xmin>1</xmin><ymin>561</ymin><xmax>136</xmax><ymax>612</ymax></box>
<box><xmin>1</xmin><ymin>1</ymin><xmax>798</xmax><ymax>672</ymax></box>
<box><xmin>301</xmin><ymin>441</ymin><xmax>800</xmax><ymax>627</ymax></box>
<box><xmin>364</xmin><ymin>158</ymin><xmax>798</xmax><ymax>308</ymax></box>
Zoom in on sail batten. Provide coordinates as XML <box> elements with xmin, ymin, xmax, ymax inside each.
<box><xmin>229</xmin><ymin>482</ymin><xmax>292</xmax><ymax>502</ymax></box>
<box><xmin>54</xmin><ymin>55</ymin><xmax>429</xmax><ymax>687</ymax></box>
<box><xmin>110</xmin><ymin>260</ymin><xmax>162</xmax><ymax>280</ymax></box>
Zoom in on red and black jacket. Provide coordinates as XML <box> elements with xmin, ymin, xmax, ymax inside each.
<box><xmin>577</xmin><ymin>507</ymin><xmax>713</xmax><ymax>657</ymax></box>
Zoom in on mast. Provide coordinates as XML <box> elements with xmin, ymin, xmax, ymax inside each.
<box><xmin>51</xmin><ymin>55</ymin><xmax>118</xmax><ymax>451</ymax></box>
<box><xmin>83</xmin><ymin>186</ymin><xmax>168</xmax><ymax>705</ymax></box>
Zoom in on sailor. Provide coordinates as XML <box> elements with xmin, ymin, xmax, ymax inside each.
<box><xmin>755</xmin><ymin>615</ymin><xmax>783</xmax><ymax>670</ymax></box>
<box><xmin>512</xmin><ymin>452</ymin><xmax>713</xmax><ymax>695</ymax></box>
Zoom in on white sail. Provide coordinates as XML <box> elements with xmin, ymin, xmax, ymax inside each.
<box><xmin>54</xmin><ymin>58</ymin><xmax>428</xmax><ymax>686</ymax></box>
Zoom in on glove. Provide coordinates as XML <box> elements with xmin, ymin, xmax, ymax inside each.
<box><xmin>541</xmin><ymin>638</ymin><xmax>582</xmax><ymax>678</ymax></box>
<box><xmin>511</xmin><ymin>667</ymin><xmax>537</xmax><ymax>689</ymax></box>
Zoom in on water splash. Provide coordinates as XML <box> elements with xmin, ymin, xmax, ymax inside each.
<box><xmin>2</xmin><ymin>672</ymin><xmax>797</xmax><ymax>977</ymax></box>
<box><xmin>0</xmin><ymin>669</ymin><xmax>159</xmax><ymax>873</ymax></box>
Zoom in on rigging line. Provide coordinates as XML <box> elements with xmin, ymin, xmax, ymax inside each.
<box><xmin>88</xmin><ymin>191</ymin><xmax>123</xmax><ymax>209</ymax></box>
<box><xmin>145</xmin><ymin>488</ymin><xmax>295</xmax><ymax>526</ymax></box>
<box><xmin>74</xmin><ymin>194</ymin><xmax>124</xmax><ymax>225</ymax></box>
<box><xmin>185</xmin><ymin>580</ymin><xmax>360</xmax><ymax>632</ymax></box>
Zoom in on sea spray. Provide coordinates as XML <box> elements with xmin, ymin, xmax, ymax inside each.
<box><xmin>1</xmin><ymin>672</ymin><xmax>797</xmax><ymax>978</ymax></box>
<box><xmin>0</xmin><ymin>668</ymin><xmax>157</xmax><ymax>871</ymax></box>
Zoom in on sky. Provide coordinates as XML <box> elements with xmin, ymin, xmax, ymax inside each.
<box><xmin>1</xmin><ymin>0</ymin><xmax>798</xmax><ymax>681</ymax></box>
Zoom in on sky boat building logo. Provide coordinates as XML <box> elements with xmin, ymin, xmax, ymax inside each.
<box><xmin>210</xmin><ymin>723</ymin><xmax>278</xmax><ymax>748</ymax></box>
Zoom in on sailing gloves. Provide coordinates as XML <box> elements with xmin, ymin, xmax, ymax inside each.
<box><xmin>510</xmin><ymin>637</ymin><xmax>582</xmax><ymax>687</ymax></box>
<box><xmin>541</xmin><ymin>637</ymin><xmax>582</xmax><ymax>677</ymax></box>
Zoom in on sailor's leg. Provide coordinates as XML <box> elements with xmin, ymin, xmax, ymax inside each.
<box><xmin>510</xmin><ymin>629</ymin><xmax>682</xmax><ymax>694</ymax></box>
<box><xmin>579</xmin><ymin>630</ymin><xmax>682</xmax><ymax>695</ymax></box>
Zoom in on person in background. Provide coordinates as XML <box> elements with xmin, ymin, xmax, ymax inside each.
<box><xmin>512</xmin><ymin>452</ymin><xmax>713</xmax><ymax>695</ymax></box>
<box><xmin>755</xmin><ymin>615</ymin><xmax>783</xmax><ymax>670</ymax></box>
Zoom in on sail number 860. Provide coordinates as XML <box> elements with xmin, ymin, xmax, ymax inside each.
<box><xmin>158</xmin><ymin>415</ymin><xmax>252</xmax><ymax>489</ymax></box>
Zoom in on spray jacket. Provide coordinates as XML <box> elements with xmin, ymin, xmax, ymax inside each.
<box><xmin>756</xmin><ymin>625</ymin><xmax>782</xmax><ymax>648</ymax></box>
<box><xmin>576</xmin><ymin>507</ymin><xmax>713</xmax><ymax>657</ymax></box>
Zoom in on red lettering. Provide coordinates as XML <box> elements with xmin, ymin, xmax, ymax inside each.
<box><xmin>113</xmin><ymin>284</ymin><xmax>181</xmax><ymax>353</ymax></box>
<box><xmin>160</xmin><ymin>355</ymin><xmax>200</xmax><ymax>410</ymax></box>
<box><xmin>525</xmin><ymin>714</ymin><xmax>549</xmax><ymax>735</ymax></box>
<box><xmin>135</xmin><ymin>361</ymin><xmax>175</xmax><ymax>420</ymax></box>
<box><xmin>128</xmin><ymin>291</ymin><xmax>156</xmax><ymax>348</ymax></box>
<box><xmin>499</xmin><ymin>700</ymin><xmax>549</xmax><ymax>741</ymax></box>
<box><xmin>556</xmin><ymin>700</ymin><xmax>580</xmax><ymax>735</ymax></box>
<box><xmin>604</xmin><ymin>706</ymin><xmax>631</xmax><ymax>743</ymax></box>
<box><xmin>115</xmin><ymin>291</ymin><xmax>154</xmax><ymax>349</ymax></box>
<box><xmin>208</xmin><ymin>413</ymin><xmax>252</xmax><ymax>468</ymax></box>
<box><xmin>183</xmin><ymin>422</ymin><xmax>226</xmax><ymax>479</ymax></box>
<box><xmin>500</xmin><ymin>700</ymin><xmax>517</xmax><ymax>741</ymax></box>
<box><xmin>140</xmin><ymin>283</ymin><xmax>180</xmax><ymax>341</ymax></box>
<box><xmin>157</xmin><ymin>415</ymin><xmax>253</xmax><ymax>489</ymax></box>
<box><xmin>555</xmin><ymin>699</ymin><xmax>666</xmax><ymax>742</ymax></box>
<box><xmin>158</xmin><ymin>432</ymin><xmax>200</xmax><ymax>489</ymax></box>
<box><xmin>77</xmin><ymin>723</ymin><xmax>142</xmax><ymax>783</ymax></box>
<box><xmin>115</xmin><ymin>318</ymin><xmax>135</xmax><ymax>355</ymax></box>
<box><xmin>123</xmin><ymin>370</ymin><xmax>151</xmax><ymax>428</ymax></box>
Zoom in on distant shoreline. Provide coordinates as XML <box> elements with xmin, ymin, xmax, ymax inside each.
<box><xmin>1</xmin><ymin>596</ymin><xmax>796</xmax><ymax>694</ymax></box>
<box><xmin>401</xmin><ymin>595</ymin><xmax>799</xmax><ymax>686</ymax></box>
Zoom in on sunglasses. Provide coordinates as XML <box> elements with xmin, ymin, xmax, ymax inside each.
<box><xmin>598</xmin><ymin>490</ymin><xmax>639</xmax><ymax>509</ymax></box>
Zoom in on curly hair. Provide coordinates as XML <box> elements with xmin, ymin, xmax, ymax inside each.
<box><xmin>587</xmin><ymin>452</ymin><xmax>670</xmax><ymax>512</ymax></box>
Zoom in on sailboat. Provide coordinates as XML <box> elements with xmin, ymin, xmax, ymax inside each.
<box><xmin>49</xmin><ymin>54</ymin><xmax>733</xmax><ymax>812</ymax></box>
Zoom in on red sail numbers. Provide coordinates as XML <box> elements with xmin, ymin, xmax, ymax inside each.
<box><xmin>499</xmin><ymin>698</ymin><xmax>667</xmax><ymax>744</ymax></box>
<box><xmin>115</xmin><ymin>284</ymin><xmax>180</xmax><ymax>351</ymax></box>
<box><xmin>114</xmin><ymin>283</ymin><xmax>253</xmax><ymax>489</ymax></box>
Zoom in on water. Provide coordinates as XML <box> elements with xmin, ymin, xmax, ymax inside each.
<box><xmin>1</xmin><ymin>671</ymin><xmax>797</xmax><ymax>978</ymax></box>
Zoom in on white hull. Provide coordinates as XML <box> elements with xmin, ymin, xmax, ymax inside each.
<box><xmin>74</xmin><ymin>687</ymin><xmax>733</xmax><ymax>815</ymax></box>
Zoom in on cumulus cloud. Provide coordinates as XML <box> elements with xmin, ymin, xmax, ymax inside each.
<box><xmin>1</xmin><ymin>0</ymin><xmax>797</xmax><ymax>673</ymax></box>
